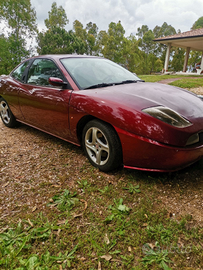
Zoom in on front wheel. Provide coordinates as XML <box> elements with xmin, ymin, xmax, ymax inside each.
<box><xmin>0</xmin><ymin>98</ymin><xmax>17</xmax><ymax>128</ymax></box>
<box><xmin>82</xmin><ymin>119</ymin><xmax>122</xmax><ymax>172</ymax></box>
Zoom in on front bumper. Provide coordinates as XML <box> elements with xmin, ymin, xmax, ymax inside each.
<box><xmin>116</xmin><ymin>127</ymin><xmax>203</xmax><ymax>172</ymax></box>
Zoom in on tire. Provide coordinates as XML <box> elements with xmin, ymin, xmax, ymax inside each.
<box><xmin>0</xmin><ymin>98</ymin><xmax>17</xmax><ymax>128</ymax></box>
<box><xmin>82</xmin><ymin>119</ymin><xmax>122</xmax><ymax>172</ymax></box>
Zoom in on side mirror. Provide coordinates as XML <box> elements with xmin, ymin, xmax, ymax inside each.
<box><xmin>49</xmin><ymin>77</ymin><xmax>66</xmax><ymax>87</ymax></box>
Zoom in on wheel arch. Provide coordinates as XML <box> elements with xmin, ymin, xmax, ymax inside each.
<box><xmin>76</xmin><ymin>115</ymin><xmax>123</xmax><ymax>159</ymax></box>
<box><xmin>76</xmin><ymin>115</ymin><xmax>95</xmax><ymax>144</ymax></box>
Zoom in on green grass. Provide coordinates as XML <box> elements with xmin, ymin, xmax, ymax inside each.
<box><xmin>169</xmin><ymin>78</ymin><xmax>203</xmax><ymax>89</ymax></box>
<box><xmin>1</xmin><ymin>169</ymin><xmax>203</xmax><ymax>269</ymax></box>
<box><xmin>139</xmin><ymin>75</ymin><xmax>180</xmax><ymax>82</ymax></box>
<box><xmin>139</xmin><ymin>74</ymin><xmax>203</xmax><ymax>88</ymax></box>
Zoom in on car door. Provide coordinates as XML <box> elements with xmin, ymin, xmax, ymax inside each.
<box><xmin>1</xmin><ymin>60</ymin><xmax>31</xmax><ymax>120</ymax></box>
<box><xmin>18</xmin><ymin>58</ymin><xmax>72</xmax><ymax>139</ymax></box>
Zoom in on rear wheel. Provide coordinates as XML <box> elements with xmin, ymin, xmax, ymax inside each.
<box><xmin>82</xmin><ymin>119</ymin><xmax>122</xmax><ymax>172</ymax></box>
<box><xmin>0</xmin><ymin>98</ymin><xmax>17</xmax><ymax>128</ymax></box>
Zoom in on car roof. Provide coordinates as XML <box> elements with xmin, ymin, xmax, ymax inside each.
<box><xmin>30</xmin><ymin>54</ymin><xmax>102</xmax><ymax>61</ymax></box>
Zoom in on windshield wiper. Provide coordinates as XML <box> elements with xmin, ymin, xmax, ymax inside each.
<box><xmin>115</xmin><ymin>80</ymin><xmax>138</xmax><ymax>85</ymax></box>
<box><xmin>84</xmin><ymin>83</ymin><xmax>114</xmax><ymax>90</ymax></box>
<box><xmin>84</xmin><ymin>79</ymin><xmax>144</xmax><ymax>90</ymax></box>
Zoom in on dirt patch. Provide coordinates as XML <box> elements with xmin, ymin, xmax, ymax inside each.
<box><xmin>158</xmin><ymin>78</ymin><xmax>183</xmax><ymax>84</ymax></box>
<box><xmin>188</xmin><ymin>87</ymin><xmax>203</xmax><ymax>95</ymax></box>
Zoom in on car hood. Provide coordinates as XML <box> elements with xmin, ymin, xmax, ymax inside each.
<box><xmin>71</xmin><ymin>82</ymin><xmax>203</xmax><ymax>146</ymax></box>
<box><xmin>76</xmin><ymin>82</ymin><xmax>203</xmax><ymax>120</ymax></box>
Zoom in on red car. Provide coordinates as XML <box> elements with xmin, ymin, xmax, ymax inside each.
<box><xmin>0</xmin><ymin>55</ymin><xmax>203</xmax><ymax>172</ymax></box>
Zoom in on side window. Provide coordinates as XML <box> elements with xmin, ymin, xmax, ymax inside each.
<box><xmin>27</xmin><ymin>59</ymin><xmax>64</xmax><ymax>87</ymax></box>
<box><xmin>11</xmin><ymin>61</ymin><xmax>29</xmax><ymax>82</ymax></box>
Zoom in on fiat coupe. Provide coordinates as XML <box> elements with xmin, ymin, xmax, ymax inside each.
<box><xmin>0</xmin><ymin>55</ymin><xmax>203</xmax><ymax>172</ymax></box>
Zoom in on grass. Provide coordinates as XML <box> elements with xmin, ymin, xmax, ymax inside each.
<box><xmin>1</xmin><ymin>167</ymin><xmax>203</xmax><ymax>269</ymax></box>
<box><xmin>139</xmin><ymin>74</ymin><xmax>180</xmax><ymax>82</ymax></box>
<box><xmin>169</xmin><ymin>78</ymin><xmax>203</xmax><ymax>89</ymax></box>
<box><xmin>139</xmin><ymin>74</ymin><xmax>203</xmax><ymax>88</ymax></box>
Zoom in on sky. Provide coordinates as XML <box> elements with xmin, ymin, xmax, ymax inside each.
<box><xmin>30</xmin><ymin>0</ymin><xmax>203</xmax><ymax>36</ymax></box>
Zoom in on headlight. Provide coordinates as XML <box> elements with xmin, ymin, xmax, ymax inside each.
<box><xmin>142</xmin><ymin>106</ymin><xmax>192</xmax><ymax>128</ymax></box>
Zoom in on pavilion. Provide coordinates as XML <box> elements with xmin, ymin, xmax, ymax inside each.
<box><xmin>154</xmin><ymin>28</ymin><xmax>203</xmax><ymax>74</ymax></box>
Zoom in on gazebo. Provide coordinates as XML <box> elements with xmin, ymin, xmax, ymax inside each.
<box><xmin>154</xmin><ymin>28</ymin><xmax>203</xmax><ymax>74</ymax></box>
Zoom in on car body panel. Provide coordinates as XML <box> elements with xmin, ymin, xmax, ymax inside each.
<box><xmin>69</xmin><ymin>83</ymin><xmax>203</xmax><ymax>147</ymax></box>
<box><xmin>18</xmin><ymin>84</ymin><xmax>72</xmax><ymax>139</ymax></box>
<box><xmin>0</xmin><ymin>54</ymin><xmax>203</xmax><ymax>172</ymax></box>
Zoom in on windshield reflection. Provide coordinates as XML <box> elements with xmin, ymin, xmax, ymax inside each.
<box><xmin>60</xmin><ymin>57</ymin><xmax>140</xmax><ymax>89</ymax></box>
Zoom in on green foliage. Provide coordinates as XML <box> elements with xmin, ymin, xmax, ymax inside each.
<box><xmin>171</xmin><ymin>47</ymin><xmax>185</xmax><ymax>71</ymax></box>
<box><xmin>123</xmin><ymin>183</ymin><xmax>141</xmax><ymax>194</ymax></box>
<box><xmin>72</xmin><ymin>20</ymin><xmax>100</xmax><ymax>55</ymax></box>
<box><xmin>188</xmin><ymin>50</ymin><xmax>202</xmax><ymax>67</ymax></box>
<box><xmin>146</xmin><ymin>224</ymin><xmax>174</xmax><ymax>244</ymax></box>
<box><xmin>153</xmin><ymin>22</ymin><xmax>176</xmax><ymax>38</ymax></box>
<box><xmin>0</xmin><ymin>35</ymin><xmax>11</xmax><ymax>74</ymax></box>
<box><xmin>77</xmin><ymin>179</ymin><xmax>91</xmax><ymax>191</ymax></box>
<box><xmin>37</xmin><ymin>27</ymin><xmax>85</xmax><ymax>55</ymax></box>
<box><xmin>49</xmin><ymin>189</ymin><xmax>78</xmax><ymax>211</ymax></box>
<box><xmin>142</xmin><ymin>243</ymin><xmax>173</xmax><ymax>270</ymax></box>
<box><xmin>0</xmin><ymin>219</ymin><xmax>77</xmax><ymax>269</ymax></box>
<box><xmin>0</xmin><ymin>0</ymin><xmax>37</xmax><ymax>73</ymax></box>
<box><xmin>1</xmin><ymin>2</ymin><xmax>202</xmax><ymax>77</ymax></box>
<box><xmin>105</xmin><ymin>198</ymin><xmax>130</xmax><ymax>222</ymax></box>
<box><xmin>0</xmin><ymin>0</ymin><xmax>37</xmax><ymax>36</ymax></box>
<box><xmin>101</xmin><ymin>21</ymin><xmax>125</xmax><ymax>64</ymax></box>
<box><xmin>37</xmin><ymin>5</ymin><xmax>85</xmax><ymax>55</ymax></box>
<box><xmin>136</xmin><ymin>24</ymin><xmax>174</xmax><ymax>74</ymax></box>
<box><xmin>98</xmin><ymin>21</ymin><xmax>143</xmax><ymax>73</ymax></box>
<box><xmin>192</xmin><ymin>16</ymin><xmax>203</xmax><ymax>29</ymax></box>
<box><xmin>45</xmin><ymin>2</ymin><xmax>68</xmax><ymax>30</ymax></box>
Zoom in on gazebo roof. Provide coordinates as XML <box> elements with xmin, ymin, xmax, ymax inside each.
<box><xmin>154</xmin><ymin>28</ymin><xmax>203</xmax><ymax>51</ymax></box>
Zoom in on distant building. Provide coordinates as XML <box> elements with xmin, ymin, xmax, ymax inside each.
<box><xmin>154</xmin><ymin>28</ymin><xmax>203</xmax><ymax>74</ymax></box>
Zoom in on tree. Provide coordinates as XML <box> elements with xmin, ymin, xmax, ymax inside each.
<box><xmin>101</xmin><ymin>21</ymin><xmax>125</xmax><ymax>63</ymax></box>
<box><xmin>137</xmin><ymin>25</ymin><xmax>149</xmax><ymax>39</ymax></box>
<box><xmin>73</xmin><ymin>20</ymin><xmax>100</xmax><ymax>55</ymax></box>
<box><xmin>188</xmin><ymin>50</ymin><xmax>202</xmax><ymax>69</ymax></box>
<box><xmin>86</xmin><ymin>22</ymin><xmax>98</xmax><ymax>38</ymax></box>
<box><xmin>45</xmin><ymin>2</ymin><xmax>68</xmax><ymax>29</ymax></box>
<box><xmin>73</xmin><ymin>20</ymin><xmax>87</xmax><ymax>40</ymax></box>
<box><xmin>38</xmin><ymin>4</ymin><xmax>85</xmax><ymax>55</ymax></box>
<box><xmin>153</xmin><ymin>22</ymin><xmax>176</xmax><ymax>38</ymax></box>
<box><xmin>0</xmin><ymin>0</ymin><xmax>37</xmax><ymax>72</ymax></box>
<box><xmin>171</xmin><ymin>47</ymin><xmax>185</xmax><ymax>71</ymax></box>
<box><xmin>37</xmin><ymin>27</ymin><xmax>85</xmax><ymax>55</ymax></box>
<box><xmin>122</xmin><ymin>35</ymin><xmax>143</xmax><ymax>74</ymax></box>
<box><xmin>137</xmin><ymin>28</ymin><xmax>156</xmax><ymax>74</ymax></box>
<box><xmin>153</xmin><ymin>22</ymin><xmax>176</xmax><ymax>58</ymax></box>
<box><xmin>192</xmin><ymin>16</ymin><xmax>203</xmax><ymax>29</ymax></box>
<box><xmin>188</xmin><ymin>17</ymin><xmax>203</xmax><ymax>70</ymax></box>
<box><xmin>86</xmin><ymin>22</ymin><xmax>99</xmax><ymax>55</ymax></box>
<box><xmin>0</xmin><ymin>35</ymin><xmax>11</xmax><ymax>74</ymax></box>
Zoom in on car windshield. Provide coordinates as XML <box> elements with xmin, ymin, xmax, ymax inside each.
<box><xmin>60</xmin><ymin>57</ymin><xmax>140</xmax><ymax>89</ymax></box>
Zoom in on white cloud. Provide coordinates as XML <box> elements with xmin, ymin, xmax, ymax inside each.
<box><xmin>30</xmin><ymin>0</ymin><xmax>203</xmax><ymax>36</ymax></box>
